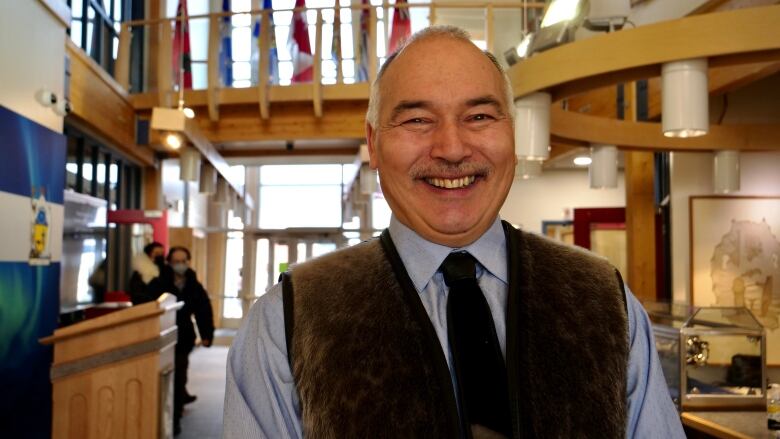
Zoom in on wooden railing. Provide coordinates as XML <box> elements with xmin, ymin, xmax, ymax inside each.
<box><xmin>114</xmin><ymin>2</ymin><xmax>545</xmax><ymax>120</ymax></box>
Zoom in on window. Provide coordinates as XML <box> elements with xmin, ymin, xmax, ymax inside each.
<box><xmin>69</xmin><ymin>0</ymin><xmax>127</xmax><ymax>75</ymax></box>
<box><xmin>258</xmin><ymin>164</ymin><xmax>347</xmax><ymax>228</ymax></box>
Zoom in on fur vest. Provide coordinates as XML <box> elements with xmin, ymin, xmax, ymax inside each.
<box><xmin>282</xmin><ymin>222</ymin><xmax>628</xmax><ymax>438</ymax></box>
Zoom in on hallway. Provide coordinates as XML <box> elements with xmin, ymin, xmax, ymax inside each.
<box><xmin>179</xmin><ymin>346</ymin><xmax>229</xmax><ymax>439</ymax></box>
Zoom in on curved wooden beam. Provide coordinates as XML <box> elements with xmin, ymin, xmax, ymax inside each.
<box><xmin>509</xmin><ymin>5</ymin><xmax>780</xmax><ymax>100</ymax></box>
<box><xmin>550</xmin><ymin>106</ymin><xmax>780</xmax><ymax>151</ymax></box>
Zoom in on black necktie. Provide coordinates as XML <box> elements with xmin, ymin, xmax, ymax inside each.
<box><xmin>442</xmin><ymin>252</ymin><xmax>511</xmax><ymax>437</ymax></box>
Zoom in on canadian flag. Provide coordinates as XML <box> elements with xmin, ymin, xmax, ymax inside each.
<box><xmin>288</xmin><ymin>0</ymin><xmax>313</xmax><ymax>83</ymax></box>
<box><xmin>388</xmin><ymin>0</ymin><xmax>411</xmax><ymax>55</ymax></box>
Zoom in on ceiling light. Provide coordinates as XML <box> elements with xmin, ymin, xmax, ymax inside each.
<box><xmin>713</xmin><ymin>150</ymin><xmax>740</xmax><ymax>194</ymax></box>
<box><xmin>584</xmin><ymin>0</ymin><xmax>631</xmax><ymax>32</ymax></box>
<box><xmin>179</xmin><ymin>147</ymin><xmax>201</xmax><ymax>182</ymax></box>
<box><xmin>573</xmin><ymin>156</ymin><xmax>592</xmax><ymax>166</ymax></box>
<box><xmin>164</xmin><ymin>132</ymin><xmax>184</xmax><ymax>150</ymax></box>
<box><xmin>662</xmin><ymin>58</ymin><xmax>709</xmax><ymax>138</ymax></box>
<box><xmin>589</xmin><ymin>144</ymin><xmax>618</xmax><ymax>189</ymax></box>
<box><xmin>515</xmin><ymin>157</ymin><xmax>543</xmax><ymax>180</ymax></box>
<box><xmin>182</xmin><ymin>107</ymin><xmax>196</xmax><ymax>119</ymax></box>
<box><xmin>514</xmin><ymin>92</ymin><xmax>551</xmax><ymax>161</ymax></box>
<box><xmin>541</xmin><ymin>0</ymin><xmax>583</xmax><ymax>27</ymax></box>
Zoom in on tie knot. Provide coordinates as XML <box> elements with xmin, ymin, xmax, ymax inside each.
<box><xmin>440</xmin><ymin>252</ymin><xmax>477</xmax><ymax>287</ymax></box>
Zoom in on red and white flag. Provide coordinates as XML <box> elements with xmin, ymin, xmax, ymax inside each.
<box><xmin>172</xmin><ymin>0</ymin><xmax>192</xmax><ymax>89</ymax></box>
<box><xmin>288</xmin><ymin>0</ymin><xmax>313</xmax><ymax>83</ymax></box>
<box><xmin>387</xmin><ymin>0</ymin><xmax>411</xmax><ymax>55</ymax></box>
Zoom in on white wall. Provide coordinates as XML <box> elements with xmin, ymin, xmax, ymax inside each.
<box><xmin>500</xmin><ymin>168</ymin><xmax>626</xmax><ymax>234</ymax></box>
<box><xmin>670</xmin><ymin>151</ymin><xmax>780</xmax><ymax>305</ymax></box>
<box><xmin>0</xmin><ymin>0</ymin><xmax>66</xmax><ymax>133</ymax></box>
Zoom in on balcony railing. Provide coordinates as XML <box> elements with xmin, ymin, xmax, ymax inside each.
<box><xmin>114</xmin><ymin>1</ymin><xmax>544</xmax><ymax>119</ymax></box>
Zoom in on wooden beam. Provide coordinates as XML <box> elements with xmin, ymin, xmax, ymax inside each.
<box><xmin>220</xmin><ymin>147</ymin><xmax>359</xmax><ymax>157</ymax></box>
<box><xmin>142</xmin><ymin>165</ymin><xmax>163</xmax><ymax>210</ymax></box>
<box><xmin>114</xmin><ymin>23</ymin><xmax>132</xmax><ymax>91</ymax></box>
<box><xmin>66</xmin><ymin>41</ymin><xmax>154</xmax><ymax>166</ymax></box>
<box><xmin>510</xmin><ymin>5</ymin><xmax>780</xmax><ymax>99</ymax></box>
<box><xmin>313</xmin><ymin>10</ymin><xmax>323</xmax><ymax>118</ymax></box>
<box><xmin>624</xmin><ymin>151</ymin><xmax>657</xmax><ymax>302</ymax></box>
<box><xmin>207</xmin><ymin>14</ymin><xmax>220</xmax><ymax>121</ymax></box>
<box><xmin>258</xmin><ymin>10</ymin><xmax>271</xmax><ymax>119</ymax></box>
<box><xmin>197</xmin><ymin>101</ymin><xmax>367</xmax><ymax>142</ymax></box>
<box><xmin>550</xmin><ymin>106</ymin><xmax>780</xmax><ymax>151</ymax></box>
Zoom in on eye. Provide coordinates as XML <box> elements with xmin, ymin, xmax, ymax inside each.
<box><xmin>468</xmin><ymin>113</ymin><xmax>495</xmax><ymax>122</ymax></box>
<box><xmin>402</xmin><ymin>117</ymin><xmax>428</xmax><ymax>125</ymax></box>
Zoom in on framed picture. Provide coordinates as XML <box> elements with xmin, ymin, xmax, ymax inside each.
<box><xmin>690</xmin><ymin>196</ymin><xmax>780</xmax><ymax>364</ymax></box>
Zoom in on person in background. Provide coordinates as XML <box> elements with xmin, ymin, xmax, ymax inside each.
<box><xmin>160</xmin><ymin>246</ymin><xmax>215</xmax><ymax>436</ymax></box>
<box><xmin>127</xmin><ymin>242</ymin><xmax>166</xmax><ymax>305</ymax></box>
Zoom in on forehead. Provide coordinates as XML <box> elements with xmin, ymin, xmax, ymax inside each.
<box><xmin>379</xmin><ymin>37</ymin><xmax>506</xmax><ymax>113</ymax></box>
<box><xmin>170</xmin><ymin>250</ymin><xmax>188</xmax><ymax>260</ymax></box>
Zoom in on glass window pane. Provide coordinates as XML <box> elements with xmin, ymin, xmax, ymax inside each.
<box><xmin>233</xmin><ymin>79</ymin><xmax>251</xmax><ymax>88</ymax></box>
<box><xmin>322</xmin><ymin>8</ymin><xmax>334</xmax><ymax>23</ymax></box>
<box><xmin>232</xmin><ymin>27</ymin><xmax>251</xmax><ymax>61</ymax></box>
<box><xmin>232</xmin><ymin>0</ymin><xmax>251</xmax><ymax>12</ymax></box>
<box><xmin>340</xmin><ymin>23</ymin><xmax>354</xmax><ymax>58</ymax></box>
<box><xmin>233</xmin><ymin>13</ymin><xmax>251</xmax><ymax>27</ymax></box>
<box><xmin>224</xmin><ymin>233</ymin><xmax>244</xmax><ymax>297</ymax></box>
<box><xmin>223</xmin><ymin>298</ymin><xmax>243</xmax><ymax>319</ymax></box>
<box><xmin>272</xmin><ymin>243</ymin><xmax>288</xmax><ymax>282</ymax></box>
<box><xmin>312</xmin><ymin>242</ymin><xmax>337</xmax><ymax>257</ymax></box>
<box><xmin>376</xmin><ymin>19</ymin><xmax>385</xmax><ymax>58</ymax></box>
<box><xmin>275</xmin><ymin>25</ymin><xmax>291</xmax><ymax>60</ymax></box>
<box><xmin>233</xmin><ymin>61</ymin><xmax>251</xmax><ymax>80</ymax></box>
<box><xmin>273</xmin><ymin>10</ymin><xmax>293</xmax><ymax>27</ymax></box>
<box><xmin>72</xmin><ymin>0</ymin><xmax>83</xmax><ymax>17</ymax></box>
<box><xmin>260</xmin><ymin>164</ymin><xmax>343</xmax><ymax>185</ymax></box>
<box><xmin>278</xmin><ymin>60</ymin><xmax>293</xmax><ymax>84</ymax></box>
<box><xmin>71</xmin><ymin>21</ymin><xmax>83</xmax><ymax>47</ymax></box>
<box><xmin>321</xmin><ymin>24</ymin><xmax>333</xmax><ymax>57</ymax></box>
<box><xmin>254</xmin><ymin>238</ymin><xmax>270</xmax><ymax>296</ymax></box>
<box><xmin>190</xmin><ymin>18</ymin><xmax>209</xmax><ymax>61</ymax></box>
<box><xmin>297</xmin><ymin>242</ymin><xmax>307</xmax><ymax>263</ymax></box>
<box><xmin>113</xmin><ymin>0</ymin><xmax>122</xmax><ymax>21</ymax></box>
<box><xmin>339</xmin><ymin>6</ymin><xmax>351</xmax><ymax>23</ymax></box>
<box><xmin>372</xmin><ymin>194</ymin><xmax>391</xmax><ymax>230</ymax></box>
<box><xmin>259</xmin><ymin>186</ymin><xmax>342</xmax><ymax>228</ymax></box>
<box><xmin>86</xmin><ymin>7</ymin><xmax>95</xmax><ymax>54</ymax></box>
<box><xmin>322</xmin><ymin>59</ymin><xmax>336</xmax><ymax>78</ymax></box>
<box><xmin>189</xmin><ymin>0</ymin><xmax>210</xmax><ymax>15</ymax></box>
<box><xmin>342</xmin><ymin>59</ymin><xmax>354</xmax><ymax>78</ymax></box>
<box><xmin>192</xmin><ymin>62</ymin><xmax>207</xmax><ymax>89</ymax></box>
<box><xmin>113</xmin><ymin>36</ymin><xmax>119</xmax><ymax>59</ymax></box>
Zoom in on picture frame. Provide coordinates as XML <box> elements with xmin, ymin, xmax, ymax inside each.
<box><xmin>689</xmin><ymin>196</ymin><xmax>780</xmax><ymax>364</ymax></box>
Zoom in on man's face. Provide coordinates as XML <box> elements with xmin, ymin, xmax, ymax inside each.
<box><xmin>169</xmin><ymin>250</ymin><xmax>189</xmax><ymax>266</ymax></box>
<box><xmin>367</xmin><ymin>36</ymin><xmax>516</xmax><ymax>247</ymax></box>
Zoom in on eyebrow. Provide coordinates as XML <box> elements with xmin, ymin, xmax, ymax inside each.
<box><xmin>466</xmin><ymin>95</ymin><xmax>506</xmax><ymax>114</ymax></box>
<box><xmin>389</xmin><ymin>100</ymin><xmax>433</xmax><ymax>122</ymax></box>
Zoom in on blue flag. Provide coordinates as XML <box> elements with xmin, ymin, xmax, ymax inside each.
<box><xmin>220</xmin><ymin>0</ymin><xmax>234</xmax><ymax>86</ymax></box>
<box><xmin>251</xmin><ymin>0</ymin><xmax>279</xmax><ymax>85</ymax></box>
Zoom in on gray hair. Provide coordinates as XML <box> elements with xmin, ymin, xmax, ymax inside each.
<box><xmin>365</xmin><ymin>25</ymin><xmax>515</xmax><ymax>130</ymax></box>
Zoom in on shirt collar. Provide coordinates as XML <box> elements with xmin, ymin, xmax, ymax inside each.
<box><xmin>388</xmin><ymin>216</ymin><xmax>508</xmax><ymax>292</ymax></box>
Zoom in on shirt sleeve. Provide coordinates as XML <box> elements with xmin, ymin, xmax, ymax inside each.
<box><xmin>624</xmin><ymin>288</ymin><xmax>686</xmax><ymax>438</ymax></box>
<box><xmin>223</xmin><ymin>283</ymin><xmax>303</xmax><ymax>439</ymax></box>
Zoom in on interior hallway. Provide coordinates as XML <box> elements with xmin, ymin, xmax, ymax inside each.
<box><xmin>179</xmin><ymin>345</ymin><xmax>229</xmax><ymax>439</ymax></box>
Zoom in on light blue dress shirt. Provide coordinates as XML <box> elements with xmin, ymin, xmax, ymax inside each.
<box><xmin>224</xmin><ymin>217</ymin><xmax>685</xmax><ymax>438</ymax></box>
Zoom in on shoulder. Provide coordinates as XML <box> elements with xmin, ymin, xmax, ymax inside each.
<box><xmin>291</xmin><ymin>238</ymin><xmax>386</xmax><ymax>283</ymax></box>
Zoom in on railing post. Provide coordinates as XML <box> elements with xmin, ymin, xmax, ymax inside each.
<box><xmin>429</xmin><ymin>4</ymin><xmax>436</xmax><ymax>25</ymax></box>
<box><xmin>157</xmin><ymin>20</ymin><xmax>173</xmax><ymax>107</ymax></box>
<box><xmin>313</xmin><ymin>9</ymin><xmax>323</xmax><ymax>117</ymax></box>
<box><xmin>368</xmin><ymin>6</ymin><xmax>378</xmax><ymax>83</ymax></box>
<box><xmin>485</xmin><ymin>4</ymin><xmax>494</xmax><ymax>53</ymax></box>
<box><xmin>258</xmin><ymin>10</ymin><xmax>271</xmax><ymax>119</ymax></box>
<box><xmin>207</xmin><ymin>13</ymin><xmax>221</xmax><ymax>121</ymax></box>
<box><xmin>114</xmin><ymin>23</ymin><xmax>132</xmax><ymax>91</ymax></box>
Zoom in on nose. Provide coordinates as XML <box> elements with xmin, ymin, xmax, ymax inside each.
<box><xmin>430</xmin><ymin>119</ymin><xmax>472</xmax><ymax>163</ymax></box>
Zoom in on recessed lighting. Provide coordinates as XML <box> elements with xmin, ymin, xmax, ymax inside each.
<box><xmin>573</xmin><ymin>156</ymin><xmax>592</xmax><ymax>166</ymax></box>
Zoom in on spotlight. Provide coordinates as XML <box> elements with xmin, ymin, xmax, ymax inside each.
<box><xmin>182</xmin><ymin>107</ymin><xmax>196</xmax><ymax>119</ymax></box>
<box><xmin>35</xmin><ymin>89</ymin><xmax>57</xmax><ymax>107</ymax></box>
<box><xmin>164</xmin><ymin>132</ymin><xmax>184</xmax><ymax>150</ymax></box>
<box><xmin>573</xmin><ymin>156</ymin><xmax>592</xmax><ymax>166</ymax></box>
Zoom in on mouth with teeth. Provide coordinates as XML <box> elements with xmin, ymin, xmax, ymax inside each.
<box><xmin>424</xmin><ymin>175</ymin><xmax>478</xmax><ymax>189</ymax></box>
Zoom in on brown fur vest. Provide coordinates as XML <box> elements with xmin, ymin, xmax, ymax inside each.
<box><xmin>282</xmin><ymin>222</ymin><xmax>628</xmax><ymax>438</ymax></box>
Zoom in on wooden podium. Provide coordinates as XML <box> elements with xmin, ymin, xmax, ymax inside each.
<box><xmin>41</xmin><ymin>294</ymin><xmax>182</xmax><ymax>439</ymax></box>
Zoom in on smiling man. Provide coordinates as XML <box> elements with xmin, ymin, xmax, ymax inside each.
<box><xmin>224</xmin><ymin>26</ymin><xmax>683</xmax><ymax>439</ymax></box>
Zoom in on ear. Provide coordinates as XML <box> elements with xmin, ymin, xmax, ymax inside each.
<box><xmin>366</xmin><ymin>122</ymin><xmax>379</xmax><ymax>170</ymax></box>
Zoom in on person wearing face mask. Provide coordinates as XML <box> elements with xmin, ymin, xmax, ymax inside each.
<box><xmin>161</xmin><ymin>246</ymin><xmax>215</xmax><ymax>436</ymax></box>
<box><xmin>127</xmin><ymin>241</ymin><xmax>167</xmax><ymax>305</ymax></box>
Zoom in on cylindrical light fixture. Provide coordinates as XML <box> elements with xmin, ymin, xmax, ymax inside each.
<box><xmin>359</xmin><ymin>164</ymin><xmax>377</xmax><ymax>195</ymax></box>
<box><xmin>214</xmin><ymin>177</ymin><xmax>230</xmax><ymax>203</ymax></box>
<box><xmin>199</xmin><ymin>163</ymin><xmax>217</xmax><ymax>194</ymax></box>
<box><xmin>662</xmin><ymin>58</ymin><xmax>709</xmax><ymax>138</ymax></box>
<box><xmin>179</xmin><ymin>147</ymin><xmax>201</xmax><ymax>182</ymax></box>
<box><xmin>514</xmin><ymin>157</ymin><xmax>543</xmax><ymax>179</ymax></box>
<box><xmin>713</xmin><ymin>150</ymin><xmax>740</xmax><ymax>194</ymax></box>
<box><xmin>589</xmin><ymin>144</ymin><xmax>618</xmax><ymax>189</ymax></box>
<box><xmin>514</xmin><ymin>92</ymin><xmax>551</xmax><ymax>160</ymax></box>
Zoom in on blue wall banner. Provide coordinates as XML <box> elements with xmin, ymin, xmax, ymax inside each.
<box><xmin>0</xmin><ymin>105</ymin><xmax>65</xmax><ymax>438</ymax></box>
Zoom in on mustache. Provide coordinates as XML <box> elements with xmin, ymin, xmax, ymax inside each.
<box><xmin>408</xmin><ymin>161</ymin><xmax>492</xmax><ymax>179</ymax></box>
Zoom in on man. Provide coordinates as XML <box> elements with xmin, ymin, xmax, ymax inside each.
<box><xmin>224</xmin><ymin>26</ymin><xmax>684</xmax><ymax>438</ymax></box>
<box><xmin>162</xmin><ymin>246</ymin><xmax>215</xmax><ymax>435</ymax></box>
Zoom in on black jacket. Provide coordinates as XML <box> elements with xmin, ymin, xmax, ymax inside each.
<box><xmin>158</xmin><ymin>266</ymin><xmax>215</xmax><ymax>352</ymax></box>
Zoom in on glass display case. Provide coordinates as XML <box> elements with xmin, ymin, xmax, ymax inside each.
<box><xmin>648</xmin><ymin>304</ymin><xmax>767</xmax><ymax>411</ymax></box>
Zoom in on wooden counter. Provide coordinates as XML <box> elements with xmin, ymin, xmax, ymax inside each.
<box><xmin>682</xmin><ymin>411</ymin><xmax>778</xmax><ymax>439</ymax></box>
